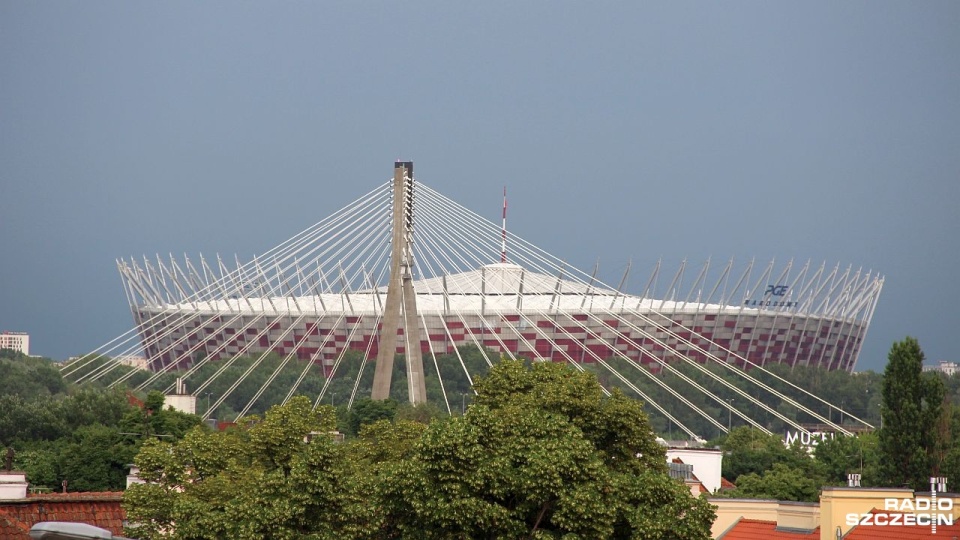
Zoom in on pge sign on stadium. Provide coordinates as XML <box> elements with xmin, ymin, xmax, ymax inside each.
<box><xmin>765</xmin><ymin>285</ymin><xmax>789</xmax><ymax>296</ymax></box>
<box><xmin>743</xmin><ymin>284</ymin><xmax>796</xmax><ymax>307</ymax></box>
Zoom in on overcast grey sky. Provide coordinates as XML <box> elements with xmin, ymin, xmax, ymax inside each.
<box><xmin>1</xmin><ymin>2</ymin><xmax>957</xmax><ymax>372</ymax></box>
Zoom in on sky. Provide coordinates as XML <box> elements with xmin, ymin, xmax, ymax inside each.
<box><xmin>1</xmin><ymin>2</ymin><xmax>958</xmax><ymax>373</ymax></box>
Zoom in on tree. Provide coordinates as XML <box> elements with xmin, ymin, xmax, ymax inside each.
<box><xmin>0</xmin><ymin>394</ymin><xmax>66</xmax><ymax>445</ymax></box>
<box><xmin>719</xmin><ymin>426</ymin><xmax>815</xmax><ymax>482</ymax></box>
<box><xmin>13</xmin><ymin>445</ymin><xmax>60</xmax><ymax>490</ymax></box>
<box><xmin>730</xmin><ymin>463</ymin><xmax>822</xmax><ymax>502</ymax></box>
<box><xmin>814</xmin><ymin>432</ymin><xmax>880</xmax><ymax>487</ymax></box>
<box><xmin>119</xmin><ymin>391</ymin><xmax>202</xmax><ymax>442</ymax></box>
<box><xmin>878</xmin><ymin>337</ymin><xmax>944</xmax><ymax>490</ymax></box>
<box><xmin>59</xmin><ymin>424</ymin><xmax>136</xmax><ymax>492</ymax></box>
<box><xmin>377</xmin><ymin>360</ymin><xmax>715</xmax><ymax>539</ymax></box>
<box><xmin>0</xmin><ymin>351</ymin><xmax>67</xmax><ymax>397</ymax></box>
<box><xmin>940</xmin><ymin>404</ymin><xmax>960</xmax><ymax>484</ymax></box>
<box><xmin>393</xmin><ymin>401</ymin><xmax>445</xmax><ymax>424</ymax></box>
<box><xmin>125</xmin><ymin>362</ymin><xmax>716</xmax><ymax>540</ymax></box>
<box><xmin>61</xmin><ymin>387</ymin><xmax>131</xmax><ymax>432</ymax></box>
<box><xmin>124</xmin><ymin>397</ymin><xmax>377</xmax><ymax>540</ymax></box>
<box><xmin>343</xmin><ymin>398</ymin><xmax>398</xmax><ymax>436</ymax></box>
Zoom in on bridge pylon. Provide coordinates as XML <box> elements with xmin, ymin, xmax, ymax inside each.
<box><xmin>371</xmin><ymin>161</ymin><xmax>427</xmax><ymax>403</ymax></box>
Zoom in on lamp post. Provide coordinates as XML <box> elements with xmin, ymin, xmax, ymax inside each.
<box><xmin>461</xmin><ymin>393</ymin><xmax>466</xmax><ymax>415</ymax></box>
<box><xmin>850</xmin><ymin>447</ymin><xmax>864</xmax><ymax>476</ymax></box>
<box><xmin>726</xmin><ymin>398</ymin><xmax>734</xmax><ymax>431</ymax></box>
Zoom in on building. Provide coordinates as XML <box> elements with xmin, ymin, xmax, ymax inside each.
<box><xmin>712</xmin><ymin>484</ymin><xmax>960</xmax><ymax>539</ymax></box>
<box><xmin>924</xmin><ymin>360</ymin><xmax>959</xmax><ymax>377</ymax></box>
<box><xmin>0</xmin><ymin>472</ymin><xmax>125</xmax><ymax>540</ymax></box>
<box><xmin>163</xmin><ymin>378</ymin><xmax>196</xmax><ymax>415</ymax></box>
<box><xmin>0</xmin><ymin>333</ymin><xmax>29</xmax><ymax>356</ymax></box>
<box><xmin>115</xmin><ymin>356</ymin><xmax>148</xmax><ymax>370</ymax></box>
<box><xmin>665</xmin><ymin>446</ymin><xmax>724</xmax><ymax>494</ymax></box>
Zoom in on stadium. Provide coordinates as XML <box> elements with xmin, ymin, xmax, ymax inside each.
<box><xmin>66</xmin><ymin>162</ymin><xmax>882</xmax><ymax>437</ymax></box>
<box><xmin>124</xmin><ymin>258</ymin><xmax>879</xmax><ymax>375</ymax></box>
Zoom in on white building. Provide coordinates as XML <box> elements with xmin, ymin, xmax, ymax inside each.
<box><xmin>665</xmin><ymin>446</ymin><xmax>723</xmax><ymax>494</ymax></box>
<box><xmin>0</xmin><ymin>331</ymin><xmax>29</xmax><ymax>356</ymax></box>
<box><xmin>164</xmin><ymin>378</ymin><xmax>197</xmax><ymax>415</ymax></box>
<box><xmin>924</xmin><ymin>360</ymin><xmax>959</xmax><ymax>376</ymax></box>
<box><xmin>116</xmin><ymin>355</ymin><xmax>149</xmax><ymax>370</ymax></box>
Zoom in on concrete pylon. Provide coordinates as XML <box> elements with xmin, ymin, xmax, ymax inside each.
<box><xmin>371</xmin><ymin>161</ymin><xmax>427</xmax><ymax>403</ymax></box>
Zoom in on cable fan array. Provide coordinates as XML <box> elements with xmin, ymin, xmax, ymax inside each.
<box><xmin>62</xmin><ymin>177</ymin><xmax>883</xmax><ymax>441</ymax></box>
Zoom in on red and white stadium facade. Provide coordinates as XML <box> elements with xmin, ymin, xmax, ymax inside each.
<box><xmin>116</xmin><ymin>179</ymin><xmax>883</xmax><ymax>377</ymax></box>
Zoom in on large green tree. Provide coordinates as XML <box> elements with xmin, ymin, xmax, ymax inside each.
<box><xmin>715</xmin><ymin>426</ymin><xmax>826</xmax><ymax>502</ymax></box>
<box><xmin>378</xmin><ymin>360</ymin><xmax>715</xmax><ymax>539</ymax></box>
<box><xmin>125</xmin><ymin>362</ymin><xmax>716</xmax><ymax>540</ymax></box>
<box><xmin>4</xmin><ymin>387</ymin><xmax>201</xmax><ymax>492</ymax></box>
<box><xmin>719</xmin><ymin>426</ymin><xmax>817</xmax><ymax>482</ymax></box>
<box><xmin>878</xmin><ymin>337</ymin><xmax>944</xmax><ymax>490</ymax></box>
<box><xmin>125</xmin><ymin>398</ymin><xmax>374</xmax><ymax>540</ymax></box>
<box><xmin>814</xmin><ymin>432</ymin><xmax>880</xmax><ymax>487</ymax></box>
<box><xmin>731</xmin><ymin>463</ymin><xmax>823</xmax><ymax>502</ymax></box>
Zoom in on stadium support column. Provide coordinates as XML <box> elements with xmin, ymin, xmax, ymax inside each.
<box><xmin>372</xmin><ymin>161</ymin><xmax>428</xmax><ymax>404</ymax></box>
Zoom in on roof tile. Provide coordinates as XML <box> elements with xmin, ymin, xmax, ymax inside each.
<box><xmin>718</xmin><ymin>518</ymin><xmax>819</xmax><ymax>540</ymax></box>
<box><xmin>0</xmin><ymin>492</ymin><xmax>125</xmax><ymax>540</ymax></box>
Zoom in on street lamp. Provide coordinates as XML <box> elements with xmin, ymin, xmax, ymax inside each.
<box><xmin>461</xmin><ymin>393</ymin><xmax>466</xmax><ymax>415</ymax></box>
<box><xmin>847</xmin><ymin>449</ymin><xmax>864</xmax><ymax>477</ymax></box>
<box><xmin>726</xmin><ymin>398</ymin><xmax>734</xmax><ymax>431</ymax></box>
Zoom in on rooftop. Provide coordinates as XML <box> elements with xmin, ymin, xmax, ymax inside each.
<box><xmin>0</xmin><ymin>492</ymin><xmax>125</xmax><ymax>540</ymax></box>
<box><xmin>717</xmin><ymin>518</ymin><xmax>819</xmax><ymax>539</ymax></box>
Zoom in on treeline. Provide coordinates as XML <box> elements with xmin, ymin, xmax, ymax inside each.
<box><xmin>5</xmin><ymin>337</ymin><xmax>959</xmax><ymax>495</ymax></box>
<box><xmin>590</xmin><ymin>358</ymin><xmax>886</xmax><ymax>439</ymax></box>
<box><xmin>0</xmin><ymin>349</ymin><xmax>68</xmax><ymax>397</ymax></box>
<box><xmin>62</xmin><ymin>343</ymin><xmax>960</xmax><ymax>442</ymax></box>
<box><xmin>715</xmin><ymin>337</ymin><xmax>960</xmax><ymax>500</ymax></box>
<box><xmin>0</xmin><ymin>349</ymin><xmax>200</xmax><ymax>492</ymax></box>
<box><xmin>123</xmin><ymin>361</ymin><xmax>716</xmax><ymax>540</ymax></box>
<box><xmin>64</xmin><ymin>346</ymin><xmax>496</xmax><ymax>420</ymax></box>
<box><xmin>13</xmin><ymin>342</ymin><xmax>960</xmax><ymax>440</ymax></box>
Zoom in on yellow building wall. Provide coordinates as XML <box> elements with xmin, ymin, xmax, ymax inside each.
<box><xmin>709</xmin><ymin>488</ymin><xmax>959</xmax><ymax>540</ymax></box>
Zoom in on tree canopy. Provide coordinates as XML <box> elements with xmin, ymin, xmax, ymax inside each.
<box><xmin>878</xmin><ymin>337</ymin><xmax>945</xmax><ymax>490</ymax></box>
<box><xmin>124</xmin><ymin>360</ymin><xmax>716</xmax><ymax>539</ymax></box>
<box><xmin>1</xmin><ymin>380</ymin><xmax>200</xmax><ymax>492</ymax></box>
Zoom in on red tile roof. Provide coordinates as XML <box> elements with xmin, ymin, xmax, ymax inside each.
<box><xmin>717</xmin><ymin>518</ymin><xmax>819</xmax><ymax>539</ymax></box>
<box><xmin>0</xmin><ymin>492</ymin><xmax>125</xmax><ymax>540</ymax></box>
<box><xmin>126</xmin><ymin>391</ymin><xmax>144</xmax><ymax>409</ymax></box>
